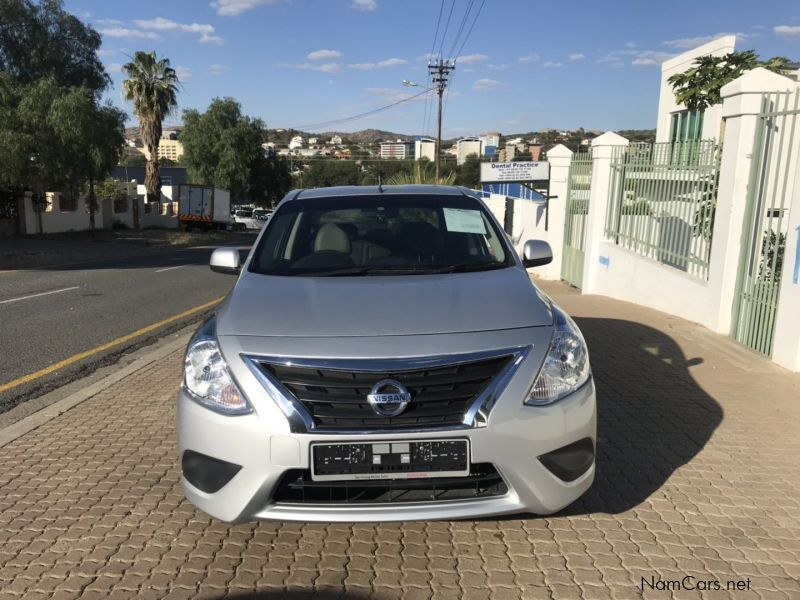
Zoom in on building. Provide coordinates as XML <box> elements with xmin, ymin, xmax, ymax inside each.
<box><xmin>112</xmin><ymin>166</ymin><xmax>189</xmax><ymax>187</ymax></box>
<box><xmin>456</xmin><ymin>137</ymin><xmax>483</xmax><ymax>165</ymax></box>
<box><xmin>308</xmin><ymin>137</ymin><xmax>318</xmax><ymax>145</ymax></box>
<box><xmin>656</xmin><ymin>36</ymin><xmax>736</xmax><ymax>143</ymax></box>
<box><xmin>329</xmin><ymin>135</ymin><xmax>343</xmax><ymax>145</ymax></box>
<box><xmin>380</xmin><ymin>140</ymin><xmax>414</xmax><ymax>160</ymax></box>
<box><xmin>529</xmin><ymin>144</ymin><xmax>543</xmax><ymax>161</ymax></box>
<box><xmin>156</xmin><ymin>138</ymin><xmax>184</xmax><ymax>162</ymax></box>
<box><xmin>414</xmin><ymin>137</ymin><xmax>436</xmax><ymax>161</ymax></box>
<box><xmin>288</xmin><ymin>135</ymin><xmax>304</xmax><ymax>150</ymax></box>
<box><xmin>134</xmin><ymin>139</ymin><xmax>184</xmax><ymax>162</ymax></box>
<box><xmin>479</xmin><ymin>132</ymin><xmax>501</xmax><ymax>152</ymax></box>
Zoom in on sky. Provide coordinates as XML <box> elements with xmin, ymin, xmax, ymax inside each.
<box><xmin>65</xmin><ymin>0</ymin><xmax>800</xmax><ymax>137</ymax></box>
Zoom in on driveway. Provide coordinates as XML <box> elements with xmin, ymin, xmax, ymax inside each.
<box><xmin>0</xmin><ymin>280</ymin><xmax>798</xmax><ymax>599</ymax></box>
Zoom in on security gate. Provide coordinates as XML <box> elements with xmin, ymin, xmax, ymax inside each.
<box><xmin>731</xmin><ymin>90</ymin><xmax>800</xmax><ymax>355</ymax></box>
<box><xmin>561</xmin><ymin>152</ymin><xmax>593</xmax><ymax>288</ymax></box>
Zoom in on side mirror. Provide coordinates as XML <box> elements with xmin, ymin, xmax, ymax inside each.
<box><xmin>210</xmin><ymin>247</ymin><xmax>241</xmax><ymax>275</ymax></box>
<box><xmin>522</xmin><ymin>240</ymin><xmax>553</xmax><ymax>268</ymax></box>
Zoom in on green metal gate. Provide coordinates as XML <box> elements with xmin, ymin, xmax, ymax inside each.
<box><xmin>731</xmin><ymin>90</ymin><xmax>800</xmax><ymax>355</ymax></box>
<box><xmin>561</xmin><ymin>152</ymin><xmax>593</xmax><ymax>288</ymax></box>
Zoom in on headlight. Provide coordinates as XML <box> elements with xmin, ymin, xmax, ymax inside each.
<box><xmin>184</xmin><ymin>320</ymin><xmax>251</xmax><ymax>415</ymax></box>
<box><xmin>526</xmin><ymin>305</ymin><xmax>591</xmax><ymax>405</ymax></box>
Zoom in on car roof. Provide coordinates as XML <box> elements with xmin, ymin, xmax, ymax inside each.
<box><xmin>291</xmin><ymin>184</ymin><xmax>473</xmax><ymax>201</ymax></box>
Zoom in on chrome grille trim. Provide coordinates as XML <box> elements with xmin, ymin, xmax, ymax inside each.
<box><xmin>241</xmin><ymin>346</ymin><xmax>531</xmax><ymax>434</ymax></box>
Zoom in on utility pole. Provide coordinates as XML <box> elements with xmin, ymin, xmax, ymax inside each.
<box><xmin>428</xmin><ymin>58</ymin><xmax>455</xmax><ymax>181</ymax></box>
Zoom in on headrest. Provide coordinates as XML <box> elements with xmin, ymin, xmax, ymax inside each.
<box><xmin>314</xmin><ymin>223</ymin><xmax>351</xmax><ymax>254</ymax></box>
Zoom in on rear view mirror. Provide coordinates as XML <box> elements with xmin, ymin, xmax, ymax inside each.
<box><xmin>522</xmin><ymin>240</ymin><xmax>553</xmax><ymax>268</ymax></box>
<box><xmin>210</xmin><ymin>247</ymin><xmax>241</xmax><ymax>275</ymax></box>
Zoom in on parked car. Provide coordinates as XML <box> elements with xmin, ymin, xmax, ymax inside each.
<box><xmin>178</xmin><ymin>185</ymin><xmax>596</xmax><ymax>522</ymax></box>
<box><xmin>231</xmin><ymin>209</ymin><xmax>260</xmax><ymax>231</ymax></box>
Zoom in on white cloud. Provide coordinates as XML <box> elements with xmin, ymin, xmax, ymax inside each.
<box><xmin>661</xmin><ymin>32</ymin><xmax>748</xmax><ymax>49</ymax></box>
<box><xmin>543</xmin><ymin>61</ymin><xmax>563</xmax><ymax>68</ymax></box>
<box><xmin>348</xmin><ymin>57</ymin><xmax>407</xmax><ymax>70</ymax></box>
<box><xmin>518</xmin><ymin>53</ymin><xmax>540</xmax><ymax>63</ymax></box>
<box><xmin>569</xmin><ymin>53</ymin><xmax>585</xmax><ymax>61</ymax></box>
<box><xmin>625</xmin><ymin>41</ymin><xmax>638</xmax><ymax>48</ymax></box>
<box><xmin>95</xmin><ymin>19</ymin><xmax>124</xmax><ymax>27</ymax></box>
<box><xmin>457</xmin><ymin>53</ymin><xmax>488</xmax><ymax>64</ymax></box>
<box><xmin>488</xmin><ymin>63</ymin><xmax>508</xmax><ymax>71</ymax></box>
<box><xmin>307</xmin><ymin>49</ymin><xmax>342</xmax><ymax>60</ymax></box>
<box><xmin>366</xmin><ymin>87</ymin><xmax>429</xmax><ymax>102</ymax></box>
<box><xmin>775</xmin><ymin>25</ymin><xmax>800</xmax><ymax>38</ymax></box>
<box><xmin>417</xmin><ymin>52</ymin><xmax>437</xmax><ymax>62</ymax></box>
<box><xmin>277</xmin><ymin>62</ymin><xmax>342</xmax><ymax>73</ymax></box>
<box><xmin>209</xmin><ymin>64</ymin><xmax>228</xmax><ymax>75</ymax></box>
<box><xmin>175</xmin><ymin>66</ymin><xmax>193</xmax><ymax>80</ymax></box>
<box><xmin>99</xmin><ymin>27</ymin><xmax>158</xmax><ymax>40</ymax></box>
<box><xmin>107</xmin><ymin>62</ymin><xmax>124</xmax><ymax>74</ymax></box>
<box><xmin>212</xmin><ymin>0</ymin><xmax>281</xmax><ymax>16</ymax></box>
<box><xmin>472</xmin><ymin>78</ymin><xmax>501</xmax><ymax>92</ymax></box>
<box><xmin>351</xmin><ymin>0</ymin><xmax>378</xmax><ymax>11</ymax></box>
<box><xmin>133</xmin><ymin>17</ymin><xmax>223</xmax><ymax>44</ymax></box>
<box><xmin>631</xmin><ymin>50</ymin><xmax>674</xmax><ymax>67</ymax></box>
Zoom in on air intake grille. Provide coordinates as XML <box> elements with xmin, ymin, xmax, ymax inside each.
<box><xmin>272</xmin><ymin>464</ymin><xmax>507</xmax><ymax>504</ymax></box>
<box><xmin>259</xmin><ymin>354</ymin><xmax>511</xmax><ymax>431</ymax></box>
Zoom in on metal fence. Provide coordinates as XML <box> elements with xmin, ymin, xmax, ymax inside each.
<box><xmin>731</xmin><ymin>90</ymin><xmax>800</xmax><ymax>356</ymax></box>
<box><xmin>605</xmin><ymin>140</ymin><xmax>721</xmax><ymax>279</ymax></box>
<box><xmin>561</xmin><ymin>152</ymin><xmax>593</xmax><ymax>288</ymax></box>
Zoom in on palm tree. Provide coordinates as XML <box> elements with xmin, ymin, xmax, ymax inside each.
<box><xmin>121</xmin><ymin>51</ymin><xmax>179</xmax><ymax>213</ymax></box>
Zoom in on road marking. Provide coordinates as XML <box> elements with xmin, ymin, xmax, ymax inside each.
<box><xmin>0</xmin><ymin>296</ymin><xmax>224</xmax><ymax>395</ymax></box>
<box><xmin>0</xmin><ymin>286</ymin><xmax>80</xmax><ymax>305</ymax></box>
<box><xmin>155</xmin><ymin>265</ymin><xmax>188</xmax><ymax>273</ymax></box>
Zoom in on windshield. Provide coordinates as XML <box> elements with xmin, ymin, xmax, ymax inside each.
<box><xmin>235</xmin><ymin>210</ymin><xmax>253</xmax><ymax>217</ymax></box>
<box><xmin>249</xmin><ymin>194</ymin><xmax>512</xmax><ymax>276</ymax></box>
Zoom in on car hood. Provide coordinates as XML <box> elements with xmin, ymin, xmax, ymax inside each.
<box><xmin>217</xmin><ymin>266</ymin><xmax>553</xmax><ymax>337</ymax></box>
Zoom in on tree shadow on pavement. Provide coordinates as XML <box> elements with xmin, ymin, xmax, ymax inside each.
<box><xmin>551</xmin><ymin>316</ymin><xmax>723</xmax><ymax>516</ymax></box>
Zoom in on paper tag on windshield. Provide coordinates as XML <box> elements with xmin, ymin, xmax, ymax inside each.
<box><xmin>443</xmin><ymin>208</ymin><xmax>486</xmax><ymax>234</ymax></box>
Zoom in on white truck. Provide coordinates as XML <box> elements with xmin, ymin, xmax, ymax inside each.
<box><xmin>177</xmin><ymin>184</ymin><xmax>231</xmax><ymax>230</ymax></box>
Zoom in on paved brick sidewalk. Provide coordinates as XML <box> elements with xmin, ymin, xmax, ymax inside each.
<box><xmin>1</xmin><ymin>281</ymin><xmax>799</xmax><ymax>600</ymax></box>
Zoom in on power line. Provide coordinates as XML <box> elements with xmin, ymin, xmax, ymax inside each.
<box><xmin>454</xmin><ymin>0</ymin><xmax>486</xmax><ymax>60</ymax></box>
<box><xmin>436</xmin><ymin>0</ymin><xmax>457</xmax><ymax>58</ymax></box>
<box><xmin>447</xmin><ymin>0</ymin><xmax>476</xmax><ymax>58</ymax></box>
<box><xmin>289</xmin><ymin>89</ymin><xmax>429</xmax><ymax>131</ymax></box>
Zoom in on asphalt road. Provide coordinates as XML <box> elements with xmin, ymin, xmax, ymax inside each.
<box><xmin>0</xmin><ymin>244</ymin><xmax>246</xmax><ymax>412</ymax></box>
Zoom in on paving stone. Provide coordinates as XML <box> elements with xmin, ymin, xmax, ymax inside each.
<box><xmin>0</xmin><ymin>282</ymin><xmax>799</xmax><ymax>599</ymax></box>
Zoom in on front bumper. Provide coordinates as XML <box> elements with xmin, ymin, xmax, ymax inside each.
<box><xmin>177</xmin><ymin>376</ymin><xmax>596</xmax><ymax>522</ymax></box>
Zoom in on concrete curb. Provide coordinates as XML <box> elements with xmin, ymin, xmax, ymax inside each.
<box><xmin>0</xmin><ymin>332</ymin><xmax>192</xmax><ymax>449</ymax></box>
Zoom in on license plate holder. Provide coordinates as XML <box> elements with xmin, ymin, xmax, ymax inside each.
<box><xmin>310</xmin><ymin>439</ymin><xmax>470</xmax><ymax>481</ymax></box>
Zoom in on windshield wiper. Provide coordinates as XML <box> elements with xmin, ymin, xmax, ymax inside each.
<box><xmin>425</xmin><ymin>261</ymin><xmax>505</xmax><ymax>274</ymax></box>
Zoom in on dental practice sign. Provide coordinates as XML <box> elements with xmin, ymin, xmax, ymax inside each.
<box><xmin>480</xmin><ymin>161</ymin><xmax>550</xmax><ymax>184</ymax></box>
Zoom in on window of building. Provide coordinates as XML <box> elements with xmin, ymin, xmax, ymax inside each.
<box><xmin>669</xmin><ymin>109</ymin><xmax>704</xmax><ymax>143</ymax></box>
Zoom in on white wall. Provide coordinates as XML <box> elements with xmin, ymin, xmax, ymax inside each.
<box><xmin>656</xmin><ymin>36</ymin><xmax>736</xmax><ymax>143</ymax></box>
<box><xmin>22</xmin><ymin>187</ymin><xmax>179</xmax><ymax>234</ymax></box>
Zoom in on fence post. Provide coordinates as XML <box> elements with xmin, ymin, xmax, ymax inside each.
<box><xmin>542</xmin><ymin>144</ymin><xmax>573</xmax><ymax>280</ymax></box>
<box><xmin>706</xmin><ymin>68</ymin><xmax>798</xmax><ymax>336</ymax></box>
<box><xmin>582</xmin><ymin>132</ymin><xmax>629</xmax><ymax>292</ymax></box>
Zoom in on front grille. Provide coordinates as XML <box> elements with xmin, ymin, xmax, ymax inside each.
<box><xmin>272</xmin><ymin>464</ymin><xmax>507</xmax><ymax>504</ymax></box>
<box><xmin>259</xmin><ymin>355</ymin><xmax>511</xmax><ymax>431</ymax></box>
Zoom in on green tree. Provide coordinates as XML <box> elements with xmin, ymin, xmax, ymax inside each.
<box><xmin>122</xmin><ymin>51</ymin><xmax>180</xmax><ymax>208</ymax></box>
<box><xmin>387</xmin><ymin>160</ymin><xmax>456</xmax><ymax>185</ymax></box>
<box><xmin>0</xmin><ymin>0</ymin><xmax>108</xmax><ymax>92</ymax></box>
<box><xmin>304</xmin><ymin>161</ymin><xmax>360</xmax><ymax>188</ymax></box>
<box><xmin>0</xmin><ymin>0</ymin><xmax>118</xmax><ymax>228</ymax></box>
<box><xmin>456</xmin><ymin>154</ymin><xmax>482</xmax><ymax>188</ymax></box>
<box><xmin>0</xmin><ymin>75</ymin><xmax>123</xmax><ymax>231</ymax></box>
<box><xmin>181</xmin><ymin>98</ymin><xmax>288</xmax><ymax>204</ymax></box>
<box><xmin>668</xmin><ymin>50</ymin><xmax>791</xmax><ymax>111</ymax></box>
